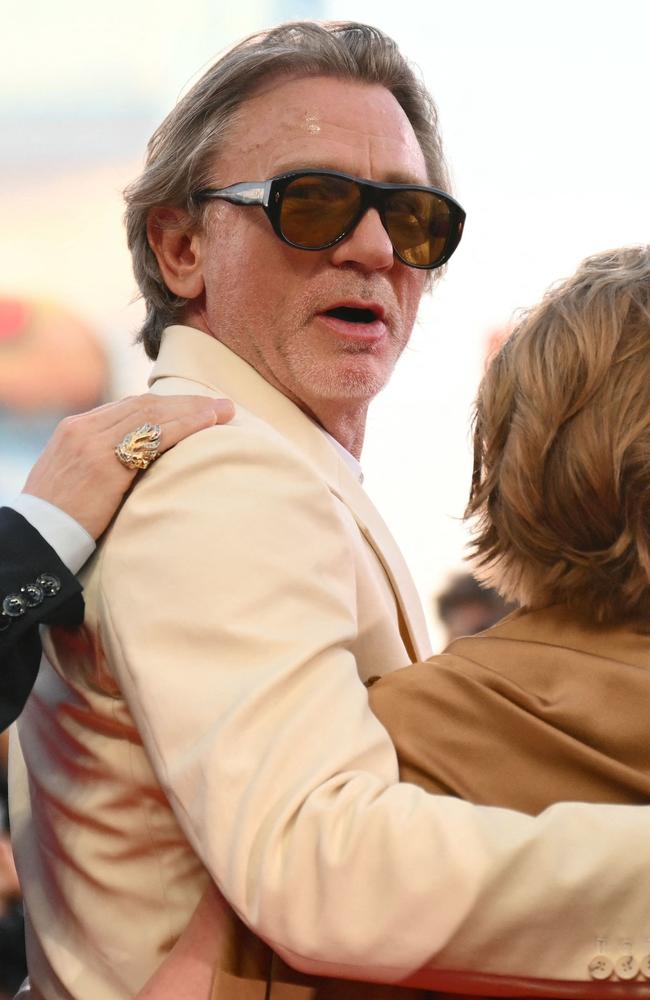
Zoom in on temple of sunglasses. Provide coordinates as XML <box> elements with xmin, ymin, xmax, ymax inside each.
<box><xmin>193</xmin><ymin>169</ymin><xmax>465</xmax><ymax>270</ymax></box>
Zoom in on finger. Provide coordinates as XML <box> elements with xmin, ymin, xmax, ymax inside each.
<box><xmin>61</xmin><ymin>396</ymin><xmax>144</xmax><ymax>433</ymax></box>
<box><xmin>141</xmin><ymin>395</ymin><xmax>235</xmax><ymax>427</ymax></box>
<box><xmin>89</xmin><ymin>395</ymin><xmax>234</xmax><ymax>443</ymax></box>
<box><xmin>156</xmin><ymin>398</ymin><xmax>236</xmax><ymax>454</ymax></box>
<box><xmin>63</xmin><ymin>394</ymin><xmax>213</xmax><ymax>434</ymax></box>
<box><xmin>210</xmin><ymin>398</ymin><xmax>236</xmax><ymax>423</ymax></box>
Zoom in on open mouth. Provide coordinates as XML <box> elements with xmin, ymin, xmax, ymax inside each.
<box><xmin>325</xmin><ymin>306</ymin><xmax>379</xmax><ymax>324</ymax></box>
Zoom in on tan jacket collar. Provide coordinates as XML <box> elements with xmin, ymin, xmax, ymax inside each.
<box><xmin>149</xmin><ymin>326</ymin><xmax>431</xmax><ymax>661</ymax></box>
<box><xmin>483</xmin><ymin>604</ymin><xmax>650</xmax><ymax>670</ymax></box>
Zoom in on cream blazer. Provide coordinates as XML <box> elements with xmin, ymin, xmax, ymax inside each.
<box><xmin>10</xmin><ymin>326</ymin><xmax>650</xmax><ymax>999</ymax></box>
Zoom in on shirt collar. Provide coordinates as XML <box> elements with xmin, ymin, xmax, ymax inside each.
<box><xmin>319</xmin><ymin>427</ymin><xmax>364</xmax><ymax>483</ymax></box>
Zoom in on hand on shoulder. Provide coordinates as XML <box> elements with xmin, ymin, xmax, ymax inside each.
<box><xmin>22</xmin><ymin>394</ymin><xmax>234</xmax><ymax>539</ymax></box>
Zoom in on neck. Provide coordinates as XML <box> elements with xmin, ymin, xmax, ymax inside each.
<box><xmin>307</xmin><ymin>402</ymin><xmax>367</xmax><ymax>459</ymax></box>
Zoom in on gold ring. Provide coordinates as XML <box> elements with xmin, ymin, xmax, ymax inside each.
<box><xmin>114</xmin><ymin>423</ymin><xmax>162</xmax><ymax>471</ymax></box>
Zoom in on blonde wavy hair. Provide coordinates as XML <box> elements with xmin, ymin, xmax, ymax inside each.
<box><xmin>467</xmin><ymin>245</ymin><xmax>650</xmax><ymax>626</ymax></box>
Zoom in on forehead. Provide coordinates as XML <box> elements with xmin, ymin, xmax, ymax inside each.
<box><xmin>214</xmin><ymin>74</ymin><xmax>428</xmax><ymax>185</ymax></box>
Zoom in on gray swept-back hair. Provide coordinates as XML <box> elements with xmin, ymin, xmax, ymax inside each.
<box><xmin>124</xmin><ymin>21</ymin><xmax>450</xmax><ymax>359</ymax></box>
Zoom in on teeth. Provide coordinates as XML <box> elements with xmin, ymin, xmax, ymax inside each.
<box><xmin>327</xmin><ymin>306</ymin><xmax>376</xmax><ymax>323</ymax></box>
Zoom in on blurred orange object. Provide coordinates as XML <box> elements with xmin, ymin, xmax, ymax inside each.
<box><xmin>0</xmin><ymin>297</ymin><xmax>108</xmax><ymax>413</ymax></box>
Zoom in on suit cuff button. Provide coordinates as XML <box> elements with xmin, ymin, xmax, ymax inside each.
<box><xmin>21</xmin><ymin>582</ymin><xmax>45</xmax><ymax>607</ymax></box>
<box><xmin>588</xmin><ymin>955</ymin><xmax>614</xmax><ymax>980</ymax></box>
<box><xmin>2</xmin><ymin>593</ymin><xmax>28</xmax><ymax>617</ymax></box>
<box><xmin>615</xmin><ymin>954</ymin><xmax>639</xmax><ymax>980</ymax></box>
<box><xmin>36</xmin><ymin>573</ymin><xmax>62</xmax><ymax>597</ymax></box>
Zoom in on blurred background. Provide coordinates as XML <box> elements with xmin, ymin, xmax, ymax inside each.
<box><xmin>1</xmin><ymin>0</ymin><xmax>649</xmax><ymax>644</ymax></box>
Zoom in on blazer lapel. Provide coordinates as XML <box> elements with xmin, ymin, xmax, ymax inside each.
<box><xmin>150</xmin><ymin>326</ymin><xmax>431</xmax><ymax>662</ymax></box>
<box><xmin>331</xmin><ymin>478</ymin><xmax>431</xmax><ymax>663</ymax></box>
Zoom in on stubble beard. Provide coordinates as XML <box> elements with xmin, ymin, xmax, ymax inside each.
<box><xmin>280</xmin><ymin>335</ymin><xmax>402</xmax><ymax>403</ymax></box>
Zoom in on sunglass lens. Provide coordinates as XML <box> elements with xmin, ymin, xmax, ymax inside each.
<box><xmin>385</xmin><ymin>191</ymin><xmax>453</xmax><ymax>267</ymax></box>
<box><xmin>279</xmin><ymin>174</ymin><xmax>361</xmax><ymax>248</ymax></box>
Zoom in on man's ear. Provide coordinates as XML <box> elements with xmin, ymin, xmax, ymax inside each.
<box><xmin>147</xmin><ymin>207</ymin><xmax>205</xmax><ymax>300</ymax></box>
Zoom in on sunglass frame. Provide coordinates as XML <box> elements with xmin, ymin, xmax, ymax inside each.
<box><xmin>193</xmin><ymin>169</ymin><xmax>466</xmax><ymax>270</ymax></box>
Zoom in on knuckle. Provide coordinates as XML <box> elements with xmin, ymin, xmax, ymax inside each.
<box><xmin>57</xmin><ymin>415</ymin><xmax>76</xmax><ymax>439</ymax></box>
<box><xmin>140</xmin><ymin>393</ymin><xmax>160</xmax><ymax>422</ymax></box>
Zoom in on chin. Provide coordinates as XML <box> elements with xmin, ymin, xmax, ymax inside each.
<box><xmin>307</xmin><ymin>360</ymin><xmax>392</xmax><ymax>402</ymax></box>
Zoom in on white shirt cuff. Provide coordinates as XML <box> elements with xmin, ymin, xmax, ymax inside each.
<box><xmin>9</xmin><ymin>495</ymin><xmax>95</xmax><ymax>575</ymax></box>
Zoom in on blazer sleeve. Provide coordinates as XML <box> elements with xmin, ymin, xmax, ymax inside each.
<box><xmin>0</xmin><ymin>507</ymin><xmax>84</xmax><ymax>730</ymax></box>
<box><xmin>94</xmin><ymin>425</ymin><xmax>650</xmax><ymax>987</ymax></box>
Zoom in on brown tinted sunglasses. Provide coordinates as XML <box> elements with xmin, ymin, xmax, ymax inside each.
<box><xmin>193</xmin><ymin>169</ymin><xmax>466</xmax><ymax>270</ymax></box>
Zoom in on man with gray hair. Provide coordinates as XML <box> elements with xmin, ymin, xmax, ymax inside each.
<box><xmin>10</xmin><ymin>21</ymin><xmax>650</xmax><ymax>1000</ymax></box>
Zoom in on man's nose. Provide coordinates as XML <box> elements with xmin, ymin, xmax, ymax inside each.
<box><xmin>328</xmin><ymin>207</ymin><xmax>394</xmax><ymax>272</ymax></box>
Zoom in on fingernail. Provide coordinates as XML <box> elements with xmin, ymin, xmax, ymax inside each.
<box><xmin>213</xmin><ymin>399</ymin><xmax>235</xmax><ymax>419</ymax></box>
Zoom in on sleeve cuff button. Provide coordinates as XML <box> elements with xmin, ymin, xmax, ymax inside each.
<box><xmin>2</xmin><ymin>593</ymin><xmax>28</xmax><ymax>617</ymax></box>
<box><xmin>20</xmin><ymin>583</ymin><xmax>45</xmax><ymax>607</ymax></box>
<box><xmin>615</xmin><ymin>954</ymin><xmax>639</xmax><ymax>980</ymax></box>
<box><xmin>588</xmin><ymin>955</ymin><xmax>614</xmax><ymax>980</ymax></box>
<box><xmin>36</xmin><ymin>573</ymin><xmax>62</xmax><ymax>597</ymax></box>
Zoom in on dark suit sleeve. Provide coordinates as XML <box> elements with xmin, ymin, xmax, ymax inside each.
<box><xmin>0</xmin><ymin>507</ymin><xmax>84</xmax><ymax>731</ymax></box>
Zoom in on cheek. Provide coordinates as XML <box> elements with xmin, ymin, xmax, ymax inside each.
<box><xmin>399</xmin><ymin>273</ymin><xmax>426</xmax><ymax>329</ymax></box>
<box><xmin>205</xmin><ymin>214</ymin><xmax>291</xmax><ymax>305</ymax></box>
<box><xmin>202</xmin><ymin>233</ymin><xmax>255</xmax><ymax>310</ymax></box>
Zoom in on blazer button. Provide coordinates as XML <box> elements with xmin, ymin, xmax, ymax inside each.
<box><xmin>588</xmin><ymin>955</ymin><xmax>614</xmax><ymax>980</ymax></box>
<box><xmin>2</xmin><ymin>593</ymin><xmax>28</xmax><ymax>617</ymax></box>
<box><xmin>21</xmin><ymin>582</ymin><xmax>45</xmax><ymax>607</ymax></box>
<box><xmin>36</xmin><ymin>573</ymin><xmax>61</xmax><ymax>597</ymax></box>
<box><xmin>640</xmin><ymin>955</ymin><xmax>650</xmax><ymax>978</ymax></box>
<box><xmin>615</xmin><ymin>954</ymin><xmax>640</xmax><ymax>980</ymax></box>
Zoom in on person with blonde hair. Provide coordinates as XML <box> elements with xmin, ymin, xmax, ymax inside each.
<box><xmin>362</xmin><ymin>245</ymin><xmax>650</xmax><ymax>993</ymax></box>
<box><xmin>368</xmin><ymin>242</ymin><xmax>650</xmax><ymax>787</ymax></box>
